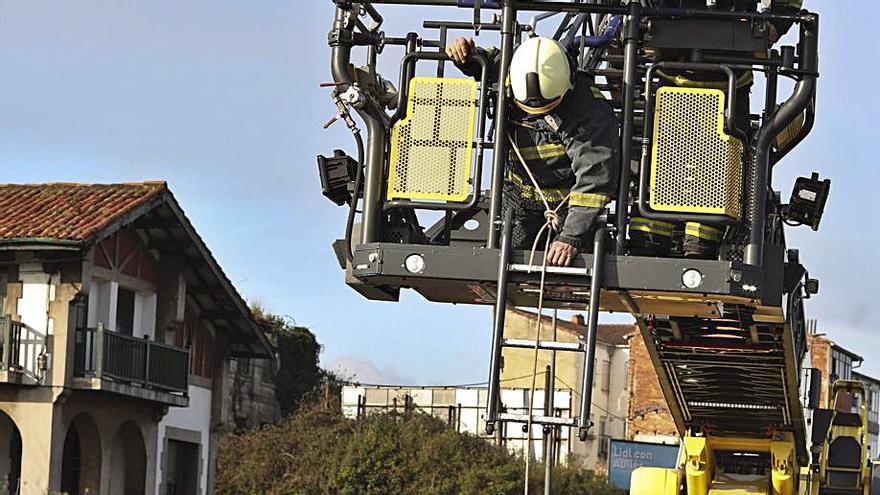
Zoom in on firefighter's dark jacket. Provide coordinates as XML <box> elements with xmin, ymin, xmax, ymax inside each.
<box><xmin>458</xmin><ymin>48</ymin><xmax>619</xmax><ymax>248</ymax></box>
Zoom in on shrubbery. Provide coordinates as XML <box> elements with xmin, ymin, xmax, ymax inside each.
<box><xmin>216</xmin><ymin>406</ymin><xmax>624</xmax><ymax>495</ymax></box>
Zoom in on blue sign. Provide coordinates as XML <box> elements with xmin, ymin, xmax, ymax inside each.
<box><xmin>608</xmin><ymin>439</ymin><xmax>679</xmax><ymax>490</ymax></box>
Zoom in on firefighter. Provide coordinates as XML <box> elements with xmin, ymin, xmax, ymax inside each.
<box><xmin>447</xmin><ymin>36</ymin><xmax>619</xmax><ymax>267</ymax></box>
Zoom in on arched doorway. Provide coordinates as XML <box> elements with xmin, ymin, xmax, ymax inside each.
<box><xmin>109</xmin><ymin>421</ymin><xmax>146</xmax><ymax>495</ymax></box>
<box><xmin>60</xmin><ymin>413</ymin><xmax>101</xmax><ymax>495</ymax></box>
<box><xmin>0</xmin><ymin>410</ymin><xmax>21</xmax><ymax>495</ymax></box>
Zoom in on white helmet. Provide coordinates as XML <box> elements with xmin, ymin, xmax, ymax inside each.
<box><xmin>509</xmin><ymin>37</ymin><xmax>574</xmax><ymax>115</ymax></box>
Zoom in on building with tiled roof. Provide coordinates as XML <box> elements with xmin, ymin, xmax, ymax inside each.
<box><xmin>0</xmin><ymin>182</ymin><xmax>272</xmax><ymax>494</ymax></box>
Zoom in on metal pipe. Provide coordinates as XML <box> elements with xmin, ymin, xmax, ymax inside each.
<box><xmin>764</xmin><ymin>64</ymin><xmax>779</xmax><ymax>120</ymax></box>
<box><xmin>514</xmin><ymin>2</ymin><xmax>811</xmax><ymax>22</ymax></box>
<box><xmin>330</xmin><ymin>6</ymin><xmax>386</xmax><ymax>243</ymax></box>
<box><xmin>578</xmin><ymin>227</ymin><xmax>606</xmax><ymax>440</ymax></box>
<box><xmin>771</xmin><ymin>98</ymin><xmax>814</xmax><ymax>166</ymax></box>
<box><xmin>363</xmin><ymin>3</ymin><xmax>384</xmax><ymax>29</ymax></box>
<box><xmin>437</xmin><ymin>26</ymin><xmax>449</xmax><ymax>77</ymax></box>
<box><xmin>343</xmin><ymin>130</ymin><xmax>365</xmax><ymax>262</ymax></box>
<box><xmin>424</xmin><ymin>20</ymin><xmax>502</xmax><ymax>31</ymax></box>
<box><xmin>542</xmin><ymin>363</ymin><xmax>552</xmax><ymax>494</ymax></box>
<box><xmin>405</xmin><ymin>32</ymin><xmax>418</xmax><ymax>90</ymax></box>
<box><xmin>486</xmin><ymin>207</ymin><xmax>513</xmax><ymax>435</ymax></box>
<box><xmin>487</xmin><ymin>0</ymin><xmax>517</xmax><ymax>248</ymax></box>
<box><xmin>369</xmin><ymin>0</ymin><xmax>815</xmax><ymax>24</ymax></box>
<box><xmin>543</xmin><ymin>310</ymin><xmax>557</xmax><ymax>495</ymax></box>
<box><xmin>744</xmin><ymin>16</ymin><xmax>818</xmax><ymax>267</ymax></box>
<box><xmin>614</xmin><ymin>3</ymin><xmax>641</xmax><ymax>255</ymax></box>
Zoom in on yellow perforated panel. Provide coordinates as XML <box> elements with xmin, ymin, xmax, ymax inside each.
<box><xmin>649</xmin><ymin>87</ymin><xmax>743</xmax><ymax>219</ymax></box>
<box><xmin>387</xmin><ymin>77</ymin><xmax>477</xmax><ymax>202</ymax></box>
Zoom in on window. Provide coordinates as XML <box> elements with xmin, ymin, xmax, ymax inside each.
<box><xmin>602</xmin><ymin>360</ymin><xmax>612</xmax><ymax>391</ymax></box>
<box><xmin>598</xmin><ymin>436</ymin><xmax>610</xmax><ymax>458</ymax></box>
<box><xmin>598</xmin><ymin>417</ymin><xmax>609</xmax><ymax>458</ymax></box>
<box><xmin>165</xmin><ymin>439</ymin><xmax>199</xmax><ymax>495</ymax></box>
<box><xmin>115</xmin><ymin>287</ymin><xmax>136</xmax><ymax>335</ymax></box>
<box><xmin>0</xmin><ymin>270</ymin><xmax>6</xmax><ymax>315</ymax></box>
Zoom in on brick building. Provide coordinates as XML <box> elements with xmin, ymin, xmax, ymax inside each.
<box><xmin>808</xmin><ymin>332</ymin><xmax>863</xmax><ymax>408</ymax></box>
<box><xmin>626</xmin><ymin>331</ymin><xmax>678</xmax><ymax>444</ymax></box>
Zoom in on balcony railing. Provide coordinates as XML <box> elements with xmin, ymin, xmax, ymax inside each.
<box><xmin>0</xmin><ymin>317</ymin><xmax>24</xmax><ymax>371</ymax></box>
<box><xmin>74</xmin><ymin>325</ymin><xmax>190</xmax><ymax>394</ymax></box>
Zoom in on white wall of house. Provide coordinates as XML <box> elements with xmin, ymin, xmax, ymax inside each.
<box><xmin>571</xmin><ymin>342</ymin><xmax>630</xmax><ymax>468</ymax></box>
<box><xmin>134</xmin><ymin>293</ymin><xmax>157</xmax><ymax>339</ymax></box>
<box><xmin>157</xmin><ymin>384</ymin><xmax>212</xmax><ymax>494</ymax></box>
<box><xmin>87</xmin><ymin>278</ymin><xmax>156</xmax><ymax>339</ymax></box>
<box><xmin>14</xmin><ymin>263</ymin><xmax>52</xmax><ymax>379</ymax></box>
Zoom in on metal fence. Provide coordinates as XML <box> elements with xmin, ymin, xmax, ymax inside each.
<box><xmin>75</xmin><ymin>325</ymin><xmax>190</xmax><ymax>393</ymax></box>
<box><xmin>0</xmin><ymin>317</ymin><xmax>23</xmax><ymax>370</ymax></box>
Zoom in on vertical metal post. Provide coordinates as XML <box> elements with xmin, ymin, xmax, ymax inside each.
<box><xmin>1</xmin><ymin>316</ymin><xmax>9</xmax><ymax>370</ymax></box>
<box><xmin>614</xmin><ymin>2</ymin><xmax>642</xmax><ymax>255</ymax></box>
<box><xmin>486</xmin><ymin>208</ymin><xmax>513</xmax><ymax>435</ymax></box>
<box><xmin>405</xmin><ymin>32</ymin><xmax>418</xmax><ymax>82</ymax></box>
<box><xmin>95</xmin><ymin>322</ymin><xmax>104</xmax><ymax>379</ymax></box>
<box><xmin>579</xmin><ymin>228</ymin><xmax>606</xmax><ymax>440</ymax></box>
<box><xmin>437</xmin><ymin>26</ymin><xmax>449</xmax><ymax>77</ymax></box>
<box><xmin>144</xmin><ymin>335</ymin><xmax>151</xmax><ymax>385</ymax></box>
<box><xmin>543</xmin><ymin>310</ymin><xmax>557</xmax><ymax>495</ymax></box>
<box><xmin>487</xmin><ymin>0</ymin><xmax>517</xmax><ymax>248</ymax></box>
<box><xmin>543</xmin><ymin>365</ymin><xmax>552</xmax><ymax>434</ymax></box>
<box><xmin>764</xmin><ymin>58</ymin><xmax>779</xmax><ymax>121</ymax></box>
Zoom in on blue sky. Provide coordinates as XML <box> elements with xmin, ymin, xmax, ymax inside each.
<box><xmin>1</xmin><ymin>1</ymin><xmax>877</xmax><ymax>384</ymax></box>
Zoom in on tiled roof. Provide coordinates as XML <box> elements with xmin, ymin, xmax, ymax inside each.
<box><xmin>595</xmin><ymin>324</ymin><xmax>637</xmax><ymax>346</ymax></box>
<box><xmin>0</xmin><ymin>182</ymin><xmax>166</xmax><ymax>244</ymax></box>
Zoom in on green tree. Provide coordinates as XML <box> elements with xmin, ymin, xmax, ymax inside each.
<box><xmin>251</xmin><ymin>304</ymin><xmax>341</xmax><ymax>417</ymax></box>
<box><xmin>216</xmin><ymin>406</ymin><xmax>624</xmax><ymax>495</ymax></box>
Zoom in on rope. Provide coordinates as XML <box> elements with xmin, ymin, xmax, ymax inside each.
<box><xmin>508</xmin><ymin>134</ymin><xmax>570</xmax><ymax>495</ymax></box>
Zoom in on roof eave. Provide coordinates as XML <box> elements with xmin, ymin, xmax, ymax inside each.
<box><xmin>160</xmin><ymin>192</ymin><xmax>273</xmax><ymax>359</ymax></box>
<box><xmin>0</xmin><ymin>239</ymin><xmax>83</xmax><ymax>251</ymax></box>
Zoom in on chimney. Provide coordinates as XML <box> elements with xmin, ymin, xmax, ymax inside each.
<box><xmin>571</xmin><ymin>314</ymin><xmax>585</xmax><ymax>326</ymax></box>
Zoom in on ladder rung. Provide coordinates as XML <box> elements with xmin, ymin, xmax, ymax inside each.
<box><xmin>497</xmin><ymin>412</ymin><xmax>578</xmax><ymax>427</ymax></box>
<box><xmin>508</xmin><ymin>264</ymin><xmax>591</xmax><ymax>276</ymax></box>
<box><xmin>502</xmin><ymin>338</ymin><xmax>585</xmax><ymax>352</ymax></box>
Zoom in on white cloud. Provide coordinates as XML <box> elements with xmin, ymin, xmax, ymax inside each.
<box><xmin>329</xmin><ymin>355</ymin><xmax>414</xmax><ymax>385</ymax></box>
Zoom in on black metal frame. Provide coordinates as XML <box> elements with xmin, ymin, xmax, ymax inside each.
<box><xmin>330</xmin><ymin>0</ymin><xmax>819</xmax><ymax>261</ymax></box>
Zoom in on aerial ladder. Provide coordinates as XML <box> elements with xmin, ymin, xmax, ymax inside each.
<box><xmin>316</xmin><ymin>1</ymin><xmax>857</xmax><ymax>493</ymax></box>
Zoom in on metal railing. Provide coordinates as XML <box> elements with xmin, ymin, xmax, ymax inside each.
<box><xmin>74</xmin><ymin>324</ymin><xmax>190</xmax><ymax>394</ymax></box>
<box><xmin>0</xmin><ymin>317</ymin><xmax>24</xmax><ymax>371</ymax></box>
